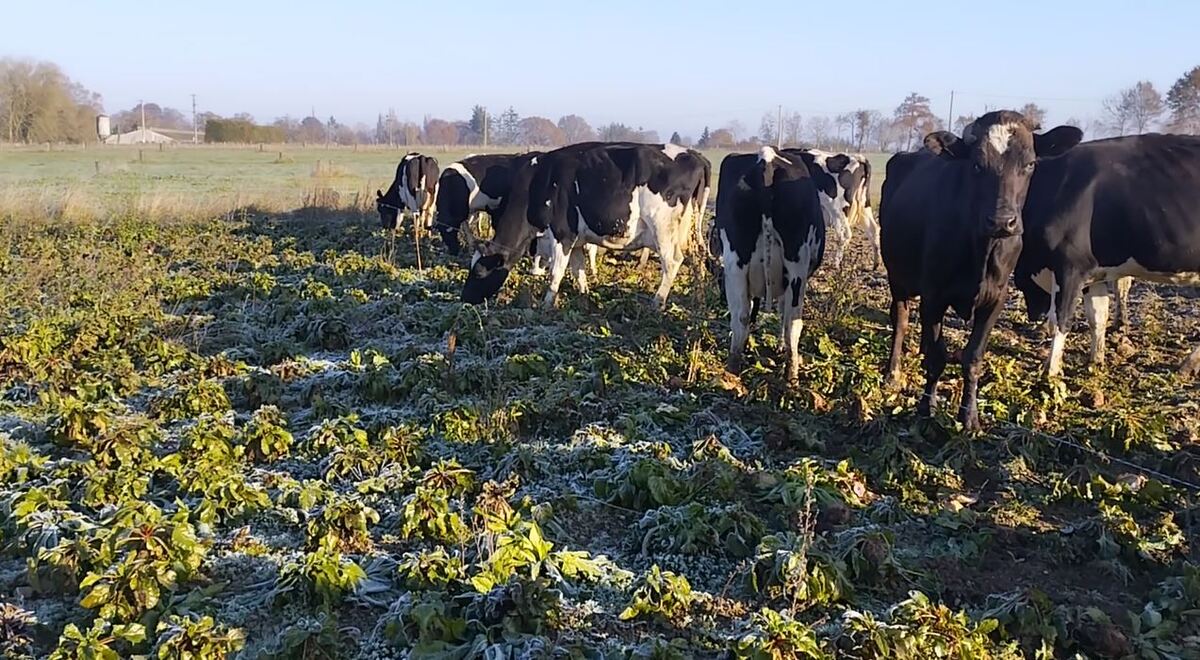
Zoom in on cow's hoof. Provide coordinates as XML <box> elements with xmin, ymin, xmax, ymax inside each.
<box><xmin>958</xmin><ymin>412</ymin><xmax>981</xmax><ymax>433</ymax></box>
<box><xmin>883</xmin><ymin>373</ymin><xmax>904</xmax><ymax>392</ymax></box>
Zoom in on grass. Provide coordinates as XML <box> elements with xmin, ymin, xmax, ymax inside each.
<box><xmin>0</xmin><ymin>145</ymin><xmax>1194</xmax><ymax>659</ymax></box>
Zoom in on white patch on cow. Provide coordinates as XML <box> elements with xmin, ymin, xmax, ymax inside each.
<box><xmin>447</xmin><ymin>162</ymin><xmax>499</xmax><ymax>211</ymax></box>
<box><xmin>661</xmin><ymin>143</ymin><xmax>687</xmax><ymax>160</ymax></box>
<box><xmin>1031</xmin><ymin>268</ymin><xmax>1056</xmax><ymax>294</ymax></box>
<box><xmin>721</xmin><ymin>229</ymin><xmax>753</xmax><ymax>370</ymax></box>
<box><xmin>470</xmin><ymin>249</ymin><xmax>482</xmax><ymax>268</ymax></box>
<box><xmin>757</xmin><ymin>146</ymin><xmax>791</xmax><ymax>165</ymax></box>
<box><xmin>530</xmin><ymin>156</ymin><xmax>538</xmax><ymax>166</ymax></box>
<box><xmin>542</xmin><ymin>238</ymin><xmax>572</xmax><ymax>308</ymax></box>
<box><xmin>574</xmin><ymin>180</ymin><xmax>580</xmax><ymax>194</ymax></box>
<box><xmin>986</xmin><ymin>123</ymin><xmax>1015</xmax><ymax>155</ymax></box>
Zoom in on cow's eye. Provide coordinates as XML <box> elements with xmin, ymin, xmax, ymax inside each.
<box><xmin>972</xmin><ymin>163</ymin><xmax>983</xmax><ymax>175</ymax></box>
<box><xmin>1024</xmin><ymin>162</ymin><xmax>1036</xmax><ymax>172</ymax></box>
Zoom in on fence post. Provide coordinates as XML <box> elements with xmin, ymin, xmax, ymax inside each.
<box><xmin>94</xmin><ymin>161</ymin><xmax>100</xmax><ymax>174</ymax></box>
<box><xmin>139</xmin><ymin>149</ymin><xmax>144</xmax><ymax>163</ymax></box>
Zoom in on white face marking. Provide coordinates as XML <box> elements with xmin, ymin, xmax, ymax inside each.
<box><xmin>661</xmin><ymin>143</ymin><xmax>687</xmax><ymax>160</ymax></box>
<box><xmin>985</xmin><ymin>124</ymin><xmax>1015</xmax><ymax>156</ymax></box>
<box><xmin>530</xmin><ymin>156</ymin><xmax>538</xmax><ymax>166</ymax></box>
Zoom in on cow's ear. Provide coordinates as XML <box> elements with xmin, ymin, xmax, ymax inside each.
<box><xmin>826</xmin><ymin>154</ymin><xmax>851</xmax><ymax>173</ymax></box>
<box><xmin>1034</xmin><ymin>125</ymin><xmax>1083</xmax><ymax>159</ymax></box>
<box><xmin>376</xmin><ymin>190</ymin><xmax>383</xmax><ymax>199</ymax></box>
<box><xmin>923</xmin><ymin>132</ymin><xmax>969</xmax><ymax>159</ymax></box>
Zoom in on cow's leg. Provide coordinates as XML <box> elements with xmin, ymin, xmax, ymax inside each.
<box><xmin>1046</xmin><ymin>270</ymin><xmax>1084</xmax><ymax>377</ymax></box>
<box><xmin>638</xmin><ymin>247</ymin><xmax>652</xmax><ymax>270</ymax></box>
<box><xmin>1083</xmin><ymin>281</ymin><xmax>1110</xmax><ymax>366</ymax></box>
<box><xmin>781</xmin><ymin>266</ymin><xmax>811</xmax><ymax>385</ymax></box>
<box><xmin>652</xmin><ymin>240</ymin><xmax>684</xmax><ymax>311</ymax></box>
<box><xmin>917</xmin><ymin>299</ymin><xmax>949</xmax><ymax>418</ymax></box>
<box><xmin>1114</xmin><ymin>276</ymin><xmax>1132</xmax><ymax>330</ymax></box>
<box><xmin>724</xmin><ymin>259</ymin><xmax>752</xmax><ymax>373</ymax></box>
<box><xmin>885</xmin><ymin>297</ymin><xmax>913</xmax><ymax>388</ymax></box>
<box><xmin>568</xmin><ymin>247</ymin><xmax>589</xmax><ymax>294</ymax></box>
<box><xmin>585</xmin><ymin>244</ymin><xmax>599</xmax><ymax>276</ymax></box>
<box><xmin>542</xmin><ymin>239</ymin><xmax>572</xmax><ymax>309</ymax></box>
<box><xmin>959</xmin><ymin>297</ymin><xmax>1007</xmax><ymax>431</ymax></box>
<box><xmin>831</xmin><ymin>215</ymin><xmax>850</xmax><ymax>268</ymax></box>
<box><xmin>863</xmin><ymin>207</ymin><xmax>882</xmax><ymax>270</ymax></box>
<box><xmin>530</xmin><ymin>233</ymin><xmax>551</xmax><ymax>276</ymax></box>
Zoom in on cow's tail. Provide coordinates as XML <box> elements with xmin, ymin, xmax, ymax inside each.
<box><xmin>693</xmin><ymin>157</ymin><xmax>713</xmax><ymax>256</ymax></box>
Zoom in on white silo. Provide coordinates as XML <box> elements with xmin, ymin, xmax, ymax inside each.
<box><xmin>96</xmin><ymin>115</ymin><xmax>112</xmax><ymax>141</ymax></box>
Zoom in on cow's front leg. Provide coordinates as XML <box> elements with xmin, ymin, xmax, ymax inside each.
<box><xmin>917</xmin><ymin>299</ymin><xmax>949</xmax><ymax>418</ymax></box>
<box><xmin>542</xmin><ymin>239</ymin><xmax>571</xmax><ymax>309</ymax></box>
<box><xmin>959</xmin><ymin>297</ymin><xmax>1006</xmax><ymax>431</ymax></box>
<box><xmin>1046</xmin><ymin>269</ymin><xmax>1084</xmax><ymax>378</ymax></box>
<box><xmin>1083</xmin><ymin>281</ymin><xmax>1110</xmax><ymax>366</ymax></box>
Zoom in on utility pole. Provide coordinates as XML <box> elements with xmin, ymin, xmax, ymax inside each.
<box><xmin>776</xmin><ymin>104</ymin><xmax>783</xmax><ymax>149</ymax></box>
<box><xmin>947</xmin><ymin>90</ymin><xmax>955</xmax><ymax>130</ymax></box>
<box><xmin>191</xmin><ymin>94</ymin><xmax>197</xmax><ymax>144</ymax></box>
<box><xmin>482</xmin><ymin>107</ymin><xmax>488</xmax><ymax>147</ymax></box>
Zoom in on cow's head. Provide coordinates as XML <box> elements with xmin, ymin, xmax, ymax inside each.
<box><xmin>923</xmin><ymin>110</ymin><xmax>1081</xmax><ymax>239</ymax></box>
<box><xmin>461</xmin><ymin>158</ymin><xmax>542</xmax><ymax>304</ymax></box>
<box><xmin>376</xmin><ymin>189</ymin><xmax>400</xmax><ymax>231</ymax></box>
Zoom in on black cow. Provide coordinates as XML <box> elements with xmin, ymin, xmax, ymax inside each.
<box><xmin>714</xmin><ymin>147</ymin><xmax>825</xmax><ymax>382</ymax></box>
<box><xmin>463</xmin><ymin>142</ymin><xmax>710</xmax><ymax>309</ymax></box>
<box><xmin>1014</xmin><ymin>133</ymin><xmax>1200</xmax><ymax>377</ymax></box>
<box><xmin>376</xmin><ymin>153</ymin><xmax>439</xmax><ymax>232</ymax></box>
<box><xmin>881</xmin><ymin>111</ymin><xmax>1082</xmax><ymax>430</ymax></box>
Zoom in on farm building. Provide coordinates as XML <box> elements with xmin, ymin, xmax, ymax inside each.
<box><xmin>102</xmin><ymin>127</ymin><xmax>177</xmax><ymax>144</ymax></box>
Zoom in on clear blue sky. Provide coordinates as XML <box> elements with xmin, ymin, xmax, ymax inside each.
<box><xmin>6</xmin><ymin>0</ymin><xmax>1197</xmax><ymax>139</ymax></box>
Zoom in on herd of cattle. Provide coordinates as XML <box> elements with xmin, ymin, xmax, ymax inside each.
<box><xmin>375</xmin><ymin>110</ymin><xmax>1200</xmax><ymax>430</ymax></box>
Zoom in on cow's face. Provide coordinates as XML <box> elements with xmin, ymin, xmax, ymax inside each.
<box><xmin>461</xmin><ymin>253</ymin><xmax>510</xmax><ymax>304</ymax></box>
<box><xmin>924</xmin><ymin>111</ymin><xmax>1082</xmax><ymax>239</ymax></box>
<box><xmin>376</xmin><ymin>190</ymin><xmax>399</xmax><ymax>230</ymax></box>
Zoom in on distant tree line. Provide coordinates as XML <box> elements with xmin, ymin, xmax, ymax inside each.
<box><xmin>204</xmin><ymin>118</ymin><xmax>285</xmax><ymax>143</ymax></box>
<box><xmin>0</xmin><ymin>58</ymin><xmax>102</xmax><ymax>143</ymax></box>
<box><xmin>6</xmin><ymin>57</ymin><xmax>1200</xmax><ymax>149</ymax></box>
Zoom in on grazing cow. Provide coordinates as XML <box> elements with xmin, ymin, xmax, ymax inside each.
<box><xmin>881</xmin><ymin>111</ymin><xmax>1082</xmax><ymax>430</ymax></box>
<box><xmin>1013</xmin><ymin>133</ymin><xmax>1200</xmax><ymax>377</ymax></box>
<box><xmin>714</xmin><ymin>147</ymin><xmax>825</xmax><ymax>382</ymax></box>
<box><xmin>462</xmin><ymin>142</ymin><xmax>710</xmax><ymax>309</ymax></box>
<box><xmin>433</xmin><ymin>153</ymin><xmax>530</xmax><ymax>255</ymax></box>
<box><xmin>376</xmin><ymin>153</ymin><xmax>439</xmax><ymax>232</ymax></box>
<box><xmin>795</xmin><ymin>149</ymin><xmax>879</xmax><ymax>268</ymax></box>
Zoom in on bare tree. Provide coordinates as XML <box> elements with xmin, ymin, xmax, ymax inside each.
<box><xmin>422</xmin><ymin>117</ymin><xmax>458</xmax><ymax>145</ymax></box>
<box><xmin>0</xmin><ymin>57</ymin><xmax>102</xmax><ymax>143</ymax></box>
<box><xmin>724</xmin><ymin>120</ymin><xmax>747</xmax><ymax>143</ymax></box>
<box><xmin>1104</xmin><ymin>82</ymin><xmax>1162</xmax><ymax>135</ymax></box>
<box><xmin>807</xmin><ymin>116</ymin><xmax>832</xmax><ymax>148</ymax></box>
<box><xmin>708</xmin><ymin>128</ymin><xmax>735</xmax><ymax>148</ymax></box>
<box><xmin>1019</xmin><ymin>103</ymin><xmax>1047</xmax><ymax>128</ymax></box>
<box><xmin>1167</xmin><ymin>65</ymin><xmax>1200</xmax><ymax>133</ymax></box>
<box><xmin>557</xmin><ymin>114</ymin><xmax>595</xmax><ymax>143</ymax></box>
<box><xmin>893</xmin><ymin>92</ymin><xmax>936</xmax><ymax>150</ymax></box>
<box><xmin>519</xmin><ymin>116</ymin><xmax>565</xmax><ymax>146</ymax></box>
<box><xmin>759</xmin><ymin>111</ymin><xmax>777</xmax><ymax>144</ymax></box>
<box><xmin>953</xmin><ymin>114</ymin><xmax>976</xmax><ymax>135</ymax></box>
<box><xmin>781</xmin><ymin>111</ymin><xmax>803</xmax><ymax>146</ymax></box>
<box><xmin>851</xmin><ymin>109</ymin><xmax>878</xmax><ymax>151</ymax></box>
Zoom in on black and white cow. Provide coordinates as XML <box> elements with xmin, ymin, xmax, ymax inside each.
<box><xmin>714</xmin><ymin>147</ymin><xmax>825</xmax><ymax>383</ymax></box>
<box><xmin>462</xmin><ymin>142</ymin><xmax>710</xmax><ymax>309</ymax></box>
<box><xmin>1013</xmin><ymin>133</ymin><xmax>1200</xmax><ymax>377</ymax></box>
<box><xmin>795</xmin><ymin>149</ymin><xmax>879</xmax><ymax>268</ymax></box>
<box><xmin>433</xmin><ymin>153</ymin><xmax>530</xmax><ymax>255</ymax></box>
<box><xmin>376</xmin><ymin>152</ymin><xmax>439</xmax><ymax>232</ymax></box>
<box><xmin>436</xmin><ymin>151</ymin><xmax>600</xmax><ymax>277</ymax></box>
<box><xmin>881</xmin><ymin>111</ymin><xmax>1082</xmax><ymax>430</ymax></box>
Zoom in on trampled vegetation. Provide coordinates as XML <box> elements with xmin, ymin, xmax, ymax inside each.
<box><xmin>1</xmin><ymin>180</ymin><xmax>1198</xmax><ymax>658</ymax></box>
